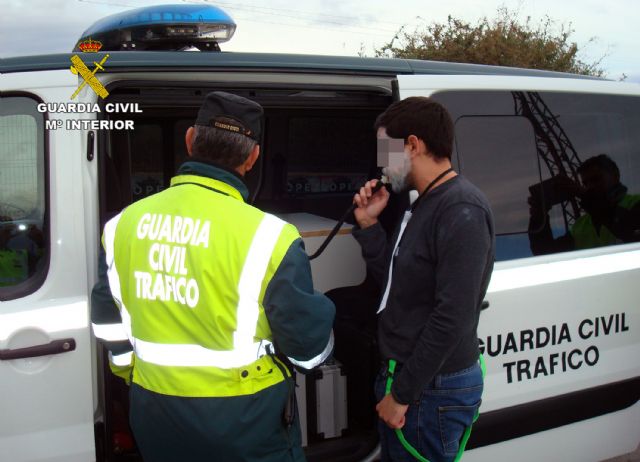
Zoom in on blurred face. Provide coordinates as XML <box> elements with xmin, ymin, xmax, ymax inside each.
<box><xmin>377</xmin><ymin>127</ymin><xmax>412</xmax><ymax>193</ymax></box>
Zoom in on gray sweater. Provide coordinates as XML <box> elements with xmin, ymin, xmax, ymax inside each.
<box><xmin>353</xmin><ymin>175</ymin><xmax>495</xmax><ymax>404</ymax></box>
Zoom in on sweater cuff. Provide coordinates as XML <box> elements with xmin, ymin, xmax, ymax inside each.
<box><xmin>390</xmin><ymin>387</ymin><xmax>411</xmax><ymax>406</ymax></box>
<box><xmin>351</xmin><ymin>221</ymin><xmax>385</xmax><ymax>247</ymax></box>
<box><xmin>391</xmin><ymin>368</ymin><xmax>421</xmax><ymax>404</ymax></box>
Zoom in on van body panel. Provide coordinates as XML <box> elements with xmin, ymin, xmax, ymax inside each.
<box><xmin>2</xmin><ymin>52</ymin><xmax>591</xmax><ymax>78</ymax></box>
<box><xmin>482</xmin><ymin>245</ymin><xmax>640</xmax><ymax>411</ymax></box>
<box><xmin>397</xmin><ymin>74</ymin><xmax>640</xmax><ymax>96</ymax></box>
<box><xmin>0</xmin><ymin>70</ymin><xmax>80</xmax><ymax>93</ymax></box>
<box><xmin>465</xmin><ymin>400</ymin><xmax>640</xmax><ymax>462</ymax></box>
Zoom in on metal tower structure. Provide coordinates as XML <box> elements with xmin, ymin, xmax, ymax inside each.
<box><xmin>512</xmin><ymin>91</ymin><xmax>582</xmax><ymax>227</ymax></box>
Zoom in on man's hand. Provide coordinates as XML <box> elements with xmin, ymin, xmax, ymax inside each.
<box><xmin>353</xmin><ymin>179</ymin><xmax>390</xmax><ymax>229</ymax></box>
<box><xmin>376</xmin><ymin>393</ymin><xmax>409</xmax><ymax>429</ymax></box>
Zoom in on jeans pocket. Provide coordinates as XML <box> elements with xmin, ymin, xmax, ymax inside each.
<box><xmin>438</xmin><ymin>400</ymin><xmax>481</xmax><ymax>456</ymax></box>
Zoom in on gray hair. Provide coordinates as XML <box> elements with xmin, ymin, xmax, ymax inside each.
<box><xmin>191</xmin><ymin>120</ymin><xmax>257</xmax><ymax>169</ymax></box>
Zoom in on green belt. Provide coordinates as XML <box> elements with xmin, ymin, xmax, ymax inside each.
<box><xmin>384</xmin><ymin>355</ymin><xmax>486</xmax><ymax>462</ymax></box>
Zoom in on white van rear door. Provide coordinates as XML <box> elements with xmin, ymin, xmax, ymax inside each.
<box><xmin>397</xmin><ymin>74</ymin><xmax>640</xmax><ymax>461</ymax></box>
<box><xmin>0</xmin><ymin>71</ymin><xmax>97</xmax><ymax>462</ymax></box>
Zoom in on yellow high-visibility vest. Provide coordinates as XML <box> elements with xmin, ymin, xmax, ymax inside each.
<box><xmin>102</xmin><ymin>174</ymin><xmax>300</xmax><ymax>397</ymax></box>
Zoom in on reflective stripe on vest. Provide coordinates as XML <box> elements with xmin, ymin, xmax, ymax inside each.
<box><xmin>110</xmin><ymin>350</ymin><xmax>133</xmax><ymax>367</ymax></box>
<box><xmin>134</xmin><ymin>338</ymin><xmax>272</xmax><ymax>368</ymax></box>
<box><xmin>92</xmin><ymin>322</ymin><xmax>128</xmax><ymax>342</ymax></box>
<box><xmin>103</xmin><ymin>212</ymin><xmax>135</xmax><ymax>346</ymax></box>
<box><xmin>235</xmin><ymin>214</ymin><xmax>284</xmax><ymax>353</ymax></box>
<box><xmin>108</xmin><ymin>350</ymin><xmax>134</xmax><ymax>383</ymax></box>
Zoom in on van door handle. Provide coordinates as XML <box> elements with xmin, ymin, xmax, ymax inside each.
<box><xmin>481</xmin><ymin>300</ymin><xmax>490</xmax><ymax>310</ymax></box>
<box><xmin>0</xmin><ymin>338</ymin><xmax>76</xmax><ymax>360</ymax></box>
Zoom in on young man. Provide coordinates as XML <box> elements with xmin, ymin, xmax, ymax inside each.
<box><xmin>352</xmin><ymin>97</ymin><xmax>495</xmax><ymax>462</ymax></box>
<box><xmin>91</xmin><ymin>91</ymin><xmax>335</xmax><ymax>462</ymax></box>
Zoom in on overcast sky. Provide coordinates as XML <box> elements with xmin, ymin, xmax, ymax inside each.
<box><xmin>1</xmin><ymin>0</ymin><xmax>638</xmax><ymax>81</ymax></box>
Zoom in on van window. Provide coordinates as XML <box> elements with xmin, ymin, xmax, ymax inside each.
<box><xmin>455</xmin><ymin>117</ymin><xmax>538</xmax><ymax>232</ymax></box>
<box><xmin>433</xmin><ymin>90</ymin><xmax>640</xmax><ymax>261</ymax></box>
<box><xmin>0</xmin><ymin>96</ymin><xmax>47</xmax><ymax>295</ymax></box>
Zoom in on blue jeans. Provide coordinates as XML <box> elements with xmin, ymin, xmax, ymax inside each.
<box><xmin>374</xmin><ymin>362</ymin><xmax>483</xmax><ymax>462</ymax></box>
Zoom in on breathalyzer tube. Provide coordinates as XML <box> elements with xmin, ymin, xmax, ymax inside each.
<box><xmin>308</xmin><ymin>177</ymin><xmax>388</xmax><ymax>260</ymax></box>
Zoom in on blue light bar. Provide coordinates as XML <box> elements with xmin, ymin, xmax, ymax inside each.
<box><xmin>74</xmin><ymin>4</ymin><xmax>236</xmax><ymax>52</ymax></box>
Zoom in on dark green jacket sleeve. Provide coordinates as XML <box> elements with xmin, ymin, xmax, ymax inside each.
<box><xmin>91</xmin><ymin>247</ymin><xmax>134</xmax><ymax>382</ymax></box>
<box><xmin>263</xmin><ymin>238</ymin><xmax>335</xmax><ymax>371</ymax></box>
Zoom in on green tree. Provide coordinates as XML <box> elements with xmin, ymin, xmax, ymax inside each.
<box><xmin>375</xmin><ymin>7</ymin><xmax>605</xmax><ymax>77</ymax></box>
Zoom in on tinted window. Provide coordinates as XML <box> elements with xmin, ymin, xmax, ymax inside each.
<box><xmin>0</xmin><ymin>96</ymin><xmax>47</xmax><ymax>294</ymax></box>
<box><xmin>455</xmin><ymin>116</ymin><xmax>538</xmax><ymax>234</ymax></box>
<box><xmin>433</xmin><ymin>90</ymin><xmax>640</xmax><ymax>261</ymax></box>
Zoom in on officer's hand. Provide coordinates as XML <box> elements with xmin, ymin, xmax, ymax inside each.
<box><xmin>353</xmin><ymin>179</ymin><xmax>390</xmax><ymax>229</ymax></box>
<box><xmin>376</xmin><ymin>393</ymin><xmax>408</xmax><ymax>429</ymax></box>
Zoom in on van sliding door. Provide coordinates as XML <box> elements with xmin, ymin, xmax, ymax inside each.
<box><xmin>0</xmin><ymin>77</ymin><xmax>96</xmax><ymax>462</ymax></box>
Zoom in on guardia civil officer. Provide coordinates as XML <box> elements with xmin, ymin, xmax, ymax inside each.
<box><xmin>91</xmin><ymin>91</ymin><xmax>335</xmax><ymax>462</ymax></box>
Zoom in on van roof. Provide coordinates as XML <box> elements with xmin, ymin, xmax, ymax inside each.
<box><xmin>0</xmin><ymin>51</ymin><xmax>601</xmax><ymax>79</ymax></box>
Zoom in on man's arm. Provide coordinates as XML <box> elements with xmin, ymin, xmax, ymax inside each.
<box><xmin>391</xmin><ymin>203</ymin><xmax>493</xmax><ymax>404</ymax></box>
<box><xmin>263</xmin><ymin>238</ymin><xmax>335</xmax><ymax>371</ymax></box>
<box><xmin>91</xmin><ymin>245</ymin><xmax>134</xmax><ymax>382</ymax></box>
<box><xmin>351</xmin><ymin>222</ymin><xmax>389</xmax><ymax>285</ymax></box>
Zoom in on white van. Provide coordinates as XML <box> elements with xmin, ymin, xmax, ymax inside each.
<box><xmin>1</xmin><ymin>7</ymin><xmax>639</xmax><ymax>462</ymax></box>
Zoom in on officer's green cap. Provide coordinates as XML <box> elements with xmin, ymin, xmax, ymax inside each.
<box><xmin>195</xmin><ymin>91</ymin><xmax>263</xmax><ymax>142</ymax></box>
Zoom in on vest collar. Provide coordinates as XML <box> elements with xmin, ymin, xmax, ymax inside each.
<box><xmin>173</xmin><ymin>161</ymin><xmax>249</xmax><ymax>202</ymax></box>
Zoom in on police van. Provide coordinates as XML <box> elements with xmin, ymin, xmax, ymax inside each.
<box><xmin>1</xmin><ymin>4</ymin><xmax>639</xmax><ymax>462</ymax></box>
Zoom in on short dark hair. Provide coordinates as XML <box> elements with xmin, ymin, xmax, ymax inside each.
<box><xmin>577</xmin><ymin>154</ymin><xmax>620</xmax><ymax>179</ymax></box>
<box><xmin>191</xmin><ymin>119</ymin><xmax>257</xmax><ymax>169</ymax></box>
<box><xmin>374</xmin><ymin>97</ymin><xmax>454</xmax><ymax>159</ymax></box>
